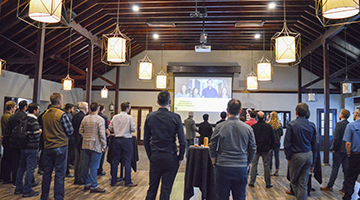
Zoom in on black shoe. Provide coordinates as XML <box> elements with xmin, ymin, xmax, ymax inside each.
<box><xmin>266</xmin><ymin>184</ymin><xmax>273</xmax><ymax>188</ymax></box>
<box><xmin>65</xmin><ymin>173</ymin><xmax>74</xmax><ymax>178</ymax></box>
<box><xmin>14</xmin><ymin>189</ymin><xmax>23</xmax><ymax>195</ymax></box>
<box><xmin>84</xmin><ymin>185</ymin><xmax>91</xmax><ymax>191</ymax></box>
<box><xmin>31</xmin><ymin>180</ymin><xmax>39</xmax><ymax>187</ymax></box>
<box><xmin>22</xmin><ymin>190</ymin><xmax>39</xmax><ymax>198</ymax></box>
<box><xmin>38</xmin><ymin>170</ymin><xmax>44</xmax><ymax>175</ymax></box>
<box><xmin>97</xmin><ymin>172</ymin><xmax>106</xmax><ymax>176</ymax></box>
<box><xmin>248</xmin><ymin>184</ymin><xmax>255</xmax><ymax>187</ymax></box>
<box><xmin>90</xmin><ymin>187</ymin><xmax>106</xmax><ymax>193</ymax></box>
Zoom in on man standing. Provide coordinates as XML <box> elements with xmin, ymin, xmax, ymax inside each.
<box><xmin>284</xmin><ymin>103</ymin><xmax>317</xmax><ymax>200</ymax></box>
<box><xmin>184</xmin><ymin>111</ymin><xmax>197</xmax><ymax>155</ymax></box>
<box><xmin>8</xmin><ymin>100</ymin><xmax>28</xmax><ymax>186</ymax></box>
<box><xmin>321</xmin><ymin>109</ymin><xmax>350</xmax><ymax>193</ymax></box>
<box><xmin>1</xmin><ymin>101</ymin><xmax>17</xmax><ymax>183</ymax></box>
<box><xmin>72</xmin><ymin>102</ymin><xmax>88</xmax><ymax>185</ymax></box>
<box><xmin>109</xmin><ymin>101</ymin><xmax>137</xmax><ymax>187</ymax></box>
<box><xmin>97</xmin><ymin>103</ymin><xmax>110</xmax><ymax>176</ymax></box>
<box><xmin>64</xmin><ymin>103</ymin><xmax>75</xmax><ymax>177</ymax></box>
<box><xmin>215</xmin><ymin>111</ymin><xmax>227</xmax><ymax>125</ymax></box>
<box><xmin>80</xmin><ymin>102</ymin><xmax>107</xmax><ymax>193</ymax></box>
<box><xmin>342</xmin><ymin>108</ymin><xmax>360</xmax><ymax>200</ymax></box>
<box><xmin>248</xmin><ymin>111</ymin><xmax>275</xmax><ymax>188</ymax></box>
<box><xmin>14</xmin><ymin>103</ymin><xmax>41</xmax><ymax>197</ymax></box>
<box><xmin>41</xmin><ymin>93</ymin><xmax>74</xmax><ymax>200</ymax></box>
<box><xmin>144</xmin><ymin>90</ymin><xmax>186</xmax><ymax>200</ymax></box>
<box><xmin>202</xmin><ymin>79</ymin><xmax>218</xmax><ymax>98</ymax></box>
<box><xmin>245</xmin><ymin>110</ymin><xmax>257</xmax><ymax>126</ymax></box>
<box><xmin>210</xmin><ymin>99</ymin><xmax>256</xmax><ymax>200</ymax></box>
<box><xmin>198</xmin><ymin>114</ymin><xmax>212</xmax><ymax>145</ymax></box>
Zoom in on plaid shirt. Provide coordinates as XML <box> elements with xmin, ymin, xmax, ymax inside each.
<box><xmin>61</xmin><ymin>114</ymin><xmax>74</xmax><ymax>136</ymax></box>
<box><xmin>79</xmin><ymin>113</ymin><xmax>106</xmax><ymax>153</ymax></box>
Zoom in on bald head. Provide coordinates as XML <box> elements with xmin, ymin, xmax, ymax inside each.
<box><xmin>257</xmin><ymin>111</ymin><xmax>264</xmax><ymax>121</ymax></box>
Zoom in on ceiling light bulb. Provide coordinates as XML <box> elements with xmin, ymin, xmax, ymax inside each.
<box><xmin>153</xmin><ymin>33</ymin><xmax>159</xmax><ymax>39</ymax></box>
<box><xmin>132</xmin><ymin>5</ymin><xmax>139</xmax><ymax>12</ymax></box>
<box><xmin>254</xmin><ymin>34</ymin><xmax>261</xmax><ymax>39</ymax></box>
<box><xmin>269</xmin><ymin>2</ymin><xmax>276</xmax><ymax>9</ymax></box>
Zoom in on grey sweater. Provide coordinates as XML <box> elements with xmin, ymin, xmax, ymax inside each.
<box><xmin>209</xmin><ymin>117</ymin><xmax>257</xmax><ymax>167</ymax></box>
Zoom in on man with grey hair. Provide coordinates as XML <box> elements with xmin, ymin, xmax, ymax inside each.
<box><xmin>72</xmin><ymin>102</ymin><xmax>89</xmax><ymax>185</ymax></box>
<box><xmin>342</xmin><ymin>108</ymin><xmax>360</xmax><ymax>200</ymax></box>
<box><xmin>184</xmin><ymin>111</ymin><xmax>198</xmax><ymax>156</ymax></box>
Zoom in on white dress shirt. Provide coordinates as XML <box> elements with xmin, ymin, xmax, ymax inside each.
<box><xmin>109</xmin><ymin>111</ymin><xmax>136</xmax><ymax>138</ymax></box>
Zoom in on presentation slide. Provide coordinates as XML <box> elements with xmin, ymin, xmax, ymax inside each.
<box><xmin>174</xmin><ymin>76</ymin><xmax>232</xmax><ymax>113</ymax></box>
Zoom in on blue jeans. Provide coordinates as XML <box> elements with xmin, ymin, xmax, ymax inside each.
<box><xmin>83</xmin><ymin>149</ymin><xmax>102</xmax><ymax>189</ymax></box>
<box><xmin>327</xmin><ymin>151</ymin><xmax>348</xmax><ymax>189</ymax></box>
<box><xmin>215</xmin><ymin>165</ymin><xmax>248</xmax><ymax>200</ymax></box>
<box><xmin>15</xmin><ymin>149</ymin><xmax>38</xmax><ymax>194</ymax></box>
<box><xmin>270</xmin><ymin>143</ymin><xmax>281</xmax><ymax>170</ymax></box>
<box><xmin>111</xmin><ymin>138</ymin><xmax>133</xmax><ymax>185</ymax></box>
<box><xmin>41</xmin><ymin>146</ymin><xmax>68</xmax><ymax>200</ymax></box>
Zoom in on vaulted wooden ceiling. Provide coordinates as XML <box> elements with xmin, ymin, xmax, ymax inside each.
<box><xmin>1</xmin><ymin>0</ymin><xmax>360</xmax><ymax>92</ymax></box>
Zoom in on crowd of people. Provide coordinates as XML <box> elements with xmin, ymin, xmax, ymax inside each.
<box><xmin>1</xmin><ymin>90</ymin><xmax>360</xmax><ymax>200</ymax></box>
<box><xmin>175</xmin><ymin>79</ymin><xmax>230</xmax><ymax>99</ymax></box>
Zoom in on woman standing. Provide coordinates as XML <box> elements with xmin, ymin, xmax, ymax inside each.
<box><xmin>268</xmin><ymin>111</ymin><xmax>283</xmax><ymax>176</ymax></box>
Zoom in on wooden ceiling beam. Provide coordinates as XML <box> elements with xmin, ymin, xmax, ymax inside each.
<box><xmin>69</xmin><ymin>21</ymin><xmax>102</xmax><ymax>48</ymax></box>
<box><xmin>7</xmin><ymin>58</ymin><xmax>35</xmax><ymax>65</ymax></box>
<box><xmin>0</xmin><ymin>34</ymin><xmax>35</xmax><ymax>59</ymax></box>
<box><xmin>29</xmin><ymin>75</ymin><xmax>85</xmax><ymax>80</ymax></box>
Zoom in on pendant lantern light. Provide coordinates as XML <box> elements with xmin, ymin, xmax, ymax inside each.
<box><xmin>271</xmin><ymin>0</ymin><xmax>301</xmax><ymax>65</ymax></box>
<box><xmin>247</xmin><ymin>45</ymin><xmax>258</xmax><ymax>90</ymax></box>
<box><xmin>100</xmin><ymin>86</ymin><xmax>109</xmax><ymax>98</ymax></box>
<box><xmin>62</xmin><ymin>28</ymin><xmax>74</xmax><ymax>91</ymax></box>
<box><xmin>137</xmin><ymin>29</ymin><xmax>153</xmax><ymax>80</ymax></box>
<box><xmin>156</xmin><ymin>50</ymin><xmax>167</xmax><ymax>89</ymax></box>
<box><xmin>307</xmin><ymin>52</ymin><xmax>317</xmax><ymax>102</ymax></box>
<box><xmin>342</xmin><ymin>28</ymin><xmax>352</xmax><ymax>94</ymax></box>
<box><xmin>0</xmin><ymin>59</ymin><xmax>5</xmax><ymax>76</ymax></box>
<box><xmin>316</xmin><ymin>0</ymin><xmax>360</xmax><ymax>27</ymax></box>
<box><xmin>17</xmin><ymin>0</ymin><xmax>73</xmax><ymax>29</ymax></box>
<box><xmin>256</xmin><ymin>30</ymin><xmax>272</xmax><ymax>81</ymax></box>
<box><xmin>101</xmin><ymin>0</ymin><xmax>131</xmax><ymax>66</ymax></box>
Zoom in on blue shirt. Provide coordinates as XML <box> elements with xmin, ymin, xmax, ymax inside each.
<box><xmin>202</xmin><ymin>87</ymin><xmax>218</xmax><ymax>98</ymax></box>
<box><xmin>343</xmin><ymin>119</ymin><xmax>360</xmax><ymax>152</ymax></box>
<box><xmin>144</xmin><ymin>108</ymin><xmax>186</xmax><ymax>160</ymax></box>
<box><xmin>284</xmin><ymin>117</ymin><xmax>317</xmax><ymax>164</ymax></box>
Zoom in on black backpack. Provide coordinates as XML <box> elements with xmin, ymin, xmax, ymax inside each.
<box><xmin>10</xmin><ymin>116</ymin><xmax>29</xmax><ymax>149</ymax></box>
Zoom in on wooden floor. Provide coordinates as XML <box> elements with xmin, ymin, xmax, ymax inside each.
<box><xmin>0</xmin><ymin>147</ymin><xmax>357</xmax><ymax>200</ymax></box>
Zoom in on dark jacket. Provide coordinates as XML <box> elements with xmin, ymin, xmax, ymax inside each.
<box><xmin>330</xmin><ymin>119</ymin><xmax>349</xmax><ymax>153</ymax></box>
<box><xmin>251</xmin><ymin>120</ymin><xmax>275</xmax><ymax>152</ymax></box>
<box><xmin>9</xmin><ymin>110</ymin><xmax>27</xmax><ymax>132</ymax></box>
<box><xmin>72</xmin><ymin>111</ymin><xmax>86</xmax><ymax>148</ymax></box>
<box><xmin>273</xmin><ymin>127</ymin><xmax>283</xmax><ymax>144</ymax></box>
<box><xmin>199</xmin><ymin>121</ymin><xmax>213</xmax><ymax>145</ymax></box>
<box><xmin>25</xmin><ymin>115</ymin><xmax>41</xmax><ymax>150</ymax></box>
<box><xmin>1</xmin><ymin>111</ymin><xmax>12</xmax><ymax>138</ymax></box>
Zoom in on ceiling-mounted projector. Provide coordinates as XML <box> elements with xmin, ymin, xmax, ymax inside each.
<box><xmin>195</xmin><ymin>44</ymin><xmax>211</xmax><ymax>52</ymax></box>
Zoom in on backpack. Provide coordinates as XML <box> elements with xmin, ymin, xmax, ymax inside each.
<box><xmin>10</xmin><ymin>116</ymin><xmax>29</xmax><ymax>149</ymax></box>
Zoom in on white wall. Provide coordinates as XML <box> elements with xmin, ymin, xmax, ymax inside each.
<box><xmin>0</xmin><ymin>70</ymin><xmax>85</xmax><ymax>115</ymax></box>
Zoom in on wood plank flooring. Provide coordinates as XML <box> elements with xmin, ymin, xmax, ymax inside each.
<box><xmin>0</xmin><ymin>147</ymin><xmax>355</xmax><ymax>200</ymax></box>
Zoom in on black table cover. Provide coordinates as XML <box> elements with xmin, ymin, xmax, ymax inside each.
<box><xmin>184</xmin><ymin>146</ymin><xmax>215</xmax><ymax>200</ymax></box>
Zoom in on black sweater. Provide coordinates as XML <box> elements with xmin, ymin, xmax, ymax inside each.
<box><xmin>251</xmin><ymin>120</ymin><xmax>275</xmax><ymax>152</ymax></box>
<box><xmin>25</xmin><ymin>116</ymin><xmax>41</xmax><ymax>150</ymax></box>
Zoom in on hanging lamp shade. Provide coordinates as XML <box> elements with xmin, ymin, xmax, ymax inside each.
<box><xmin>61</xmin><ymin>74</ymin><xmax>74</xmax><ymax>91</ymax></box>
<box><xmin>322</xmin><ymin>0</ymin><xmax>359</xmax><ymax>19</ymax></box>
<box><xmin>29</xmin><ymin>0</ymin><xmax>62</xmax><ymax>23</ymax></box>
<box><xmin>342</xmin><ymin>79</ymin><xmax>353</xmax><ymax>94</ymax></box>
<box><xmin>102</xmin><ymin>25</ymin><xmax>131</xmax><ymax>66</ymax></box>
<box><xmin>138</xmin><ymin>54</ymin><xmax>153</xmax><ymax>80</ymax></box>
<box><xmin>246</xmin><ymin>71</ymin><xmax>258</xmax><ymax>90</ymax></box>
<box><xmin>256</xmin><ymin>56</ymin><xmax>272</xmax><ymax>81</ymax></box>
<box><xmin>156</xmin><ymin>70</ymin><xmax>167</xmax><ymax>89</ymax></box>
<box><xmin>100</xmin><ymin>86</ymin><xmax>109</xmax><ymax>98</ymax></box>
<box><xmin>307</xmin><ymin>93</ymin><xmax>317</xmax><ymax>102</ymax></box>
<box><xmin>0</xmin><ymin>59</ymin><xmax>5</xmax><ymax>76</ymax></box>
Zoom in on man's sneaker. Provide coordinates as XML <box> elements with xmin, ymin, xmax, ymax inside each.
<box><xmin>65</xmin><ymin>173</ymin><xmax>74</xmax><ymax>178</ymax></box>
<box><xmin>266</xmin><ymin>184</ymin><xmax>273</xmax><ymax>188</ymax></box>
<box><xmin>97</xmin><ymin>172</ymin><xmax>106</xmax><ymax>176</ymax></box>
<box><xmin>90</xmin><ymin>187</ymin><xmax>106</xmax><ymax>193</ymax></box>
<box><xmin>320</xmin><ymin>186</ymin><xmax>333</xmax><ymax>191</ymax></box>
<box><xmin>84</xmin><ymin>185</ymin><xmax>91</xmax><ymax>191</ymax></box>
<box><xmin>125</xmin><ymin>183</ymin><xmax>138</xmax><ymax>187</ymax></box>
<box><xmin>38</xmin><ymin>170</ymin><xmax>44</xmax><ymax>175</ymax></box>
<box><xmin>248</xmin><ymin>183</ymin><xmax>255</xmax><ymax>187</ymax></box>
<box><xmin>14</xmin><ymin>189</ymin><xmax>23</xmax><ymax>195</ymax></box>
<box><xmin>22</xmin><ymin>190</ymin><xmax>39</xmax><ymax>198</ymax></box>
